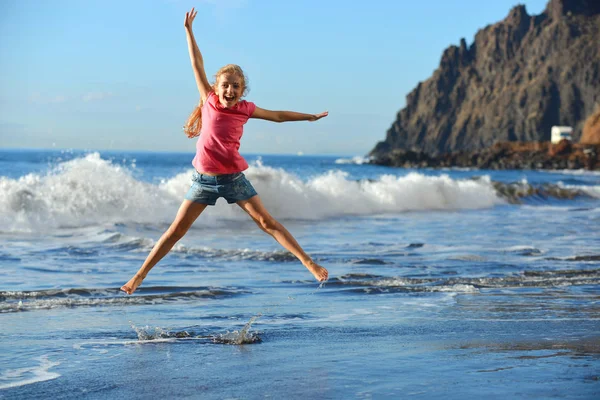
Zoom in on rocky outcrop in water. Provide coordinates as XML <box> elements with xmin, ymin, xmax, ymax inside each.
<box><xmin>372</xmin><ymin>142</ymin><xmax>600</xmax><ymax>170</ymax></box>
<box><xmin>370</xmin><ymin>0</ymin><xmax>600</xmax><ymax>158</ymax></box>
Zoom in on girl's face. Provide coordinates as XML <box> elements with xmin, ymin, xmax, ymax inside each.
<box><xmin>215</xmin><ymin>73</ymin><xmax>244</xmax><ymax>108</ymax></box>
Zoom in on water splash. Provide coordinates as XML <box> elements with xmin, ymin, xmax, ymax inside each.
<box><xmin>130</xmin><ymin>323</ymin><xmax>172</xmax><ymax>340</ymax></box>
<box><xmin>213</xmin><ymin>281</ymin><xmax>327</xmax><ymax>345</ymax></box>
<box><xmin>126</xmin><ymin>282</ymin><xmax>327</xmax><ymax>345</ymax></box>
<box><xmin>212</xmin><ymin>316</ymin><xmax>263</xmax><ymax>345</ymax></box>
<box><xmin>128</xmin><ymin>321</ymin><xmax>259</xmax><ymax>345</ymax></box>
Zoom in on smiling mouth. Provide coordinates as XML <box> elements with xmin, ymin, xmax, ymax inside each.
<box><xmin>224</xmin><ymin>95</ymin><xmax>235</xmax><ymax>102</ymax></box>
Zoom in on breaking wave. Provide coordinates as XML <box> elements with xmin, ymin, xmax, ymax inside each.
<box><xmin>1</xmin><ymin>153</ymin><xmax>505</xmax><ymax>231</ymax></box>
<box><xmin>0</xmin><ymin>286</ymin><xmax>247</xmax><ymax>313</ymax></box>
<box><xmin>2</xmin><ymin>153</ymin><xmax>598</xmax><ymax>232</ymax></box>
<box><xmin>323</xmin><ymin>268</ymin><xmax>600</xmax><ymax>294</ymax></box>
<box><xmin>491</xmin><ymin>179</ymin><xmax>600</xmax><ymax>203</ymax></box>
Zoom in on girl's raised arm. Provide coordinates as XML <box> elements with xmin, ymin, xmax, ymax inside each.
<box><xmin>251</xmin><ymin>107</ymin><xmax>328</xmax><ymax>123</ymax></box>
<box><xmin>184</xmin><ymin>8</ymin><xmax>211</xmax><ymax>103</ymax></box>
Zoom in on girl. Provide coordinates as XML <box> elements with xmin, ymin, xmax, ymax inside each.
<box><xmin>121</xmin><ymin>7</ymin><xmax>329</xmax><ymax>295</ymax></box>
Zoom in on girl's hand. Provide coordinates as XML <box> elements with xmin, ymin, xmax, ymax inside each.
<box><xmin>310</xmin><ymin>111</ymin><xmax>329</xmax><ymax>121</ymax></box>
<box><xmin>184</xmin><ymin>7</ymin><xmax>197</xmax><ymax>29</ymax></box>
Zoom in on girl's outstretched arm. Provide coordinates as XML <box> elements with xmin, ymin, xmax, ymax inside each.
<box><xmin>251</xmin><ymin>107</ymin><xmax>328</xmax><ymax>123</ymax></box>
<box><xmin>184</xmin><ymin>8</ymin><xmax>211</xmax><ymax>103</ymax></box>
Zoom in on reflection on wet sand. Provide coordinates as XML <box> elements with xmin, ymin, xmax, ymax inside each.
<box><xmin>457</xmin><ymin>337</ymin><xmax>600</xmax><ymax>357</ymax></box>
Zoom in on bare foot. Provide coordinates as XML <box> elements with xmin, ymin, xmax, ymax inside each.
<box><xmin>305</xmin><ymin>261</ymin><xmax>328</xmax><ymax>282</ymax></box>
<box><xmin>120</xmin><ymin>274</ymin><xmax>144</xmax><ymax>295</ymax></box>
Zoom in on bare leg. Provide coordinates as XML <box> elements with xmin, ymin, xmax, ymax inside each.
<box><xmin>121</xmin><ymin>200</ymin><xmax>208</xmax><ymax>294</ymax></box>
<box><xmin>237</xmin><ymin>195</ymin><xmax>328</xmax><ymax>282</ymax></box>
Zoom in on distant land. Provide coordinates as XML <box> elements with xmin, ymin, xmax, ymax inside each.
<box><xmin>369</xmin><ymin>0</ymin><xmax>600</xmax><ymax>170</ymax></box>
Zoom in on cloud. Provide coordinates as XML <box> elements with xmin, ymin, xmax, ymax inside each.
<box><xmin>82</xmin><ymin>92</ymin><xmax>113</xmax><ymax>102</ymax></box>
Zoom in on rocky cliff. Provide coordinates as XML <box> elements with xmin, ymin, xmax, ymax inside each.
<box><xmin>370</xmin><ymin>0</ymin><xmax>600</xmax><ymax>157</ymax></box>
<box><xmin>581</xmin><ymin>105</ymin><xmax>600</xmax><ymax>144</ymax></box>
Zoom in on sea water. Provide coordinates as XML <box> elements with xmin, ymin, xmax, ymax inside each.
<box><xmin>0</xmin><ymin>149</ymin><xmax>599</xmax><ymax>399</ymax></box>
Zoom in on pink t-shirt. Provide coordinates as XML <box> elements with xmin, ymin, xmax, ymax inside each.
<box><xmin>192</xmin><ymin>91</ymin><xmax>256</xmax><ymax>174</ymax></box>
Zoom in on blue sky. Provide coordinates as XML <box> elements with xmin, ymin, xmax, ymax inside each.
<box><xmin>0</xmin><ymin>0</ymin><xmax>548</xmax><ymax>155</ymax></box>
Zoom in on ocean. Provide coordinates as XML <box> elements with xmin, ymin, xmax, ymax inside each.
<box><xmin>1</xmin><ymin>149</ymin><xmax>599</xmax><ymax>399</ymax></box>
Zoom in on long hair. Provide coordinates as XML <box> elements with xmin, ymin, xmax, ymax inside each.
<box><xmin>183</xmin><ymin>102</ymin><xmax>203</xmax><ymax>138</ymax></box>
<box><xmin>183</xmin><ymin>64</ymin><xmax>249</xmax><ymax>139</ymax></box>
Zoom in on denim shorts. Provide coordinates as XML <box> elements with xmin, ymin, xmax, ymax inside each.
<box><xmin>184</xmin><ymin>171</ymin><xmax>258</xmax><ymax>205</ymax></box>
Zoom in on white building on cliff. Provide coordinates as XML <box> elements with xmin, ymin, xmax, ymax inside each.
<box><xmin>551</xmin><ymin>126</ymin><xmax>573</xmax><ymax>143</ymax></box>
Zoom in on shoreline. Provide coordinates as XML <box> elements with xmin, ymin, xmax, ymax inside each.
<box><xmin>369</xmin><ymin>141</ymin><xmax>600</xmax><ymax>171</ymax></box>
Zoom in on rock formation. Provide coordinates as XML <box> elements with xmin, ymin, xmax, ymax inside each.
<box><xmin>581</xmin><ymin>105</ymin><xmax>600</xmax><ymax>144</ymax></box>
<box><xmin>372</xmin><ymin>142</ymin><xmax>599</xmax><ymax>170</ymax></box>
<box><xmin>370</xmin><ymin>0</ymin><xmax>600</xmax><ymax>158</ymax></box>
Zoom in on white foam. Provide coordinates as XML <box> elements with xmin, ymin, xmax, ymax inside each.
<box><xmin>244</xmin><ymin>166</ymin><xmax>503</xmax><ymax>219</ymax></box>
<box><xmin>1</xmin><ymin>287</ymin><xmax>229</xmax><ymax>313</ymax></box>
<box><xmin>371</xmin><ymin>278</ymin><xmax>480</xmax><ymax>293</ymax></box>
<box><xmin>1</xmin><ymin>297</ymin><xmax>144</xmax><ymax>313</ymax></box>
<box><xmin>96</xmin><ymin>230</ymin><xmax>298</xmax><ymax>260</ymax></box>
<box><xmin>437</xmin><ymin>284</ymin><xmax>479</xmax><ymax>293</ymax></box>
<box><xmin>334</xmin><ymin>156</ymin><xmax>372</xmax><ymax>165</ymax></box>
<box><xmin>546</xmin><ymin>169</ymin><xmax>600</xmax><ymax>176</ymax></box>
<box><xmin>0</xmin><ymin>153</ymin><xmax>181</xmax><ymax>232</ymax></box>
<box><xmin>172</xmin><ymin>243</ymin><xmax>297</xmax><ymax>261</ymax></box>
<box><xmin>0</xmin><ymin>154</ymin><xmax>504</xmax><ymax>231</ymax></box>
<box><xmin>0</xmin><ymin>355</ymin><xmax>60</xmax><ymax>390</ymax></box>
<box><xmin>562</xmin><ymin>184</ymin><xmax>600</xmax><ymax>199</ymax></box>
<box><xmin>502</xmin><ymin>245</ymin><xmax>544</xmax><ymax>254</ymax></box>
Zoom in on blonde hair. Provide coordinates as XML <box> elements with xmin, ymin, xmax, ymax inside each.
<box><xmin>183</xmin><ymin>64</ymin><xmax>249</xmax><ymax>138</ymax></box>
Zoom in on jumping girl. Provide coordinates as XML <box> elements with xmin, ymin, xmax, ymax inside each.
<box><xmin>121</xmin><ymin>7</ymin><xmax>329</xmax><ymax>294</ymax></box>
